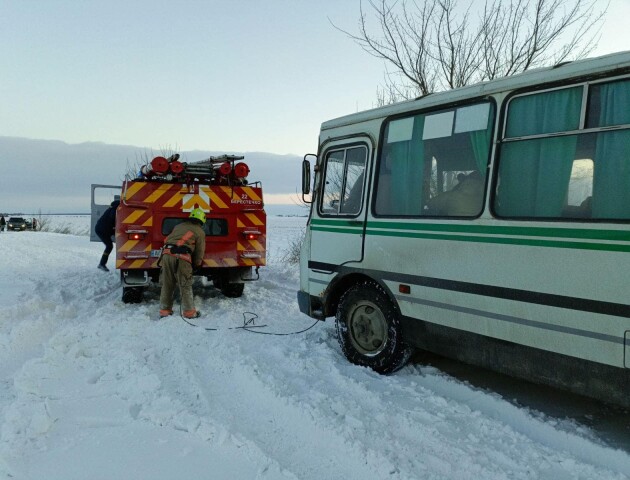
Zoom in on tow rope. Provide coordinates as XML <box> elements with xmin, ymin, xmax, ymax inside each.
<box><xmin>181</xmin><ymin>311</ymin><xmax>267</xmax><ymax>331</ymax></box>
<box><xmin>180</xmin><ymin>310</ymin><xmax>321</xmax><ymax>336</ymax></box>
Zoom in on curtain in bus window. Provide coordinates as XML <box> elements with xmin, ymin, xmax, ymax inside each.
<box><xmin>591</xmin><ymin>80</ymin><xmax>630</xmax><ymax>219</ymax></box>
<box><xmin>496</xmin><ymin>87</ymin><xmax>582</xmax><ymax>217</ymax></box>
<box><xmin>505</xmin><ymin>86</ymin><xmax>582</xmax><ymax>137</ymax></box>
<box><xmin>588</xmin><ymin>79</ymin><xmax>630</xmax><ymax>128</ymax></box>
<box><xmin>377</xmin><ymin>115</ymin><xmax>425</xmax><ymax>215</ymax></box>
<box><xmin>465</xmin><ymin>102</ymin><xmax>494</xmax><ymax>174</ymax></box>
<box><xmin>497</xmin><ymin>137</ymin><xmax>577</xmax><ymax>216</ymax></box>
<box><xmin>465</xmin><ymin>128</ymin><xmax>491</xmax><ymax>215</ymax></box>
<box><xmin>470</xmin><ymin>126</ymin><xmax>491</xmax><ymax>175</ymax></box>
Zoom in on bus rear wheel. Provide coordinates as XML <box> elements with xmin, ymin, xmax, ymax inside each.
<box><xmin>336</xmin><ymin>281</ymin><xmax>412</xmax><ymax>374</ymax></box>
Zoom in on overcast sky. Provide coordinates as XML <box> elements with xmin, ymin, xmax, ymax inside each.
<box><xmin>1</xmin><ymin>0</ymin><xmax>630</xmax><ymax>157</ymax></box>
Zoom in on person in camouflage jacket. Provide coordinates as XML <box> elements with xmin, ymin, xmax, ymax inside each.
<box><xmin>159</xmin><ymin>208</ymin><xmax>207</xmax><ymax>319</ymax></box>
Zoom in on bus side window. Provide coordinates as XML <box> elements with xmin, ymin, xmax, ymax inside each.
<box><xmin>375</xmin><ymin>102</ymin><xmax>493</xmax><ymax>217</ymax></box>
<box><xmin>423</xmin><ymin>132</ymin><xmax>487</xmax><ymax>217</ymax></box>
<box><xmin>320</xmin><ymin>146</ymin><xmax>367</xmax><ymax>216</ymax></box>
<box><xmin>495</xmin><ymin>86</ymin><xmax>582</xmax><ymax>218</ymax></box>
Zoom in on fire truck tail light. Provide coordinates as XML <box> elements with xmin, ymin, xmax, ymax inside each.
<box><xmin>126</xmin><ymin>229</ymin><xmax>148</xmax><ymax>241</ymax></box>
<box><xmin>243</xmin><ymin>230</ymin><xmax>261</xmax><ymax>240</ymax></box>
<box><xmin>234</xmin><ymin>162</ymin><xmax>250</xmax><ymax>178</ymax></box>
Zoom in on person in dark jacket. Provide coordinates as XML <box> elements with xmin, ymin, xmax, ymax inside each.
<box><xmin>95</xmin><ymin>200</ymin><xmax>120</xmax><ymax>272</ymax></box>
<box><xmin>159</xmin><ymin>208</ymin><xmax>207</xmax><ymax>319</ymax></box>
<box><xmin>0</xmin><ymin>216</ymin><xmax>5</xmax><ymax>232</ymax></box>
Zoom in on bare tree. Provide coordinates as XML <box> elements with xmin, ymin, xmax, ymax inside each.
<box><xmin>335</xmin><ymin>0</ymin><xmax>607</xmax><ymax>103</ymax></box>
<box><xmin>124</xmin><ymin>145</ymin><xmax>180</xmax><ymax>180</ymax></box>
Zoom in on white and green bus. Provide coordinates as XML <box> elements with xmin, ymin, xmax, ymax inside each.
<box><xmin>298</xmin><ymin>51</ymin><xmax>630</xmax><ymax>407</ymax></box>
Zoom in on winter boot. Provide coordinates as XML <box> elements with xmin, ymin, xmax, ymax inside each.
<box><xmin>183</xmin><ymin>309</ymin><xmax>201</xmax><ymax>319</ymax></box>
<box><xmin>159</xmin><ymin>309</ymin><xmax>173</xmax><ymax>318</ymax></box>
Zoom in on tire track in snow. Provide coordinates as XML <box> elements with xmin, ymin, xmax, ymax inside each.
<box><xmin>113</xmin><ymin>321</ymin><xmax>300</xmax><ymax>479</ymax></box>
<box><xmin>2</xmin><ymin>314</ymin><xmax>297</xmax><ymax>479</ymax></box>
<box><xmin>184</xmin><ymin>337</ymin><xmax>401</xmax><ymax>480</ymax></box>
<box><xmin>169</xmin><ymin>324</ymin><xmax>484</xmax><ymax>479</ymax></box>
<box><xmin>210</xmin><ymin>334</ymin><xmax>629</xmax><ymax>479</ymax></box>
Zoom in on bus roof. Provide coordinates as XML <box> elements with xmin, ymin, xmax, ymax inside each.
<box><xmin>321</xmin><ymin>51</ymin><xmax>630</xmax><ymax>131</ymax></box>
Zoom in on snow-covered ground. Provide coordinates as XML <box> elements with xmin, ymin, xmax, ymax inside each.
<box><xmin>1</xmin><ymin>216</ymin><xmax>629</xmax><ymax>480</ymax></box>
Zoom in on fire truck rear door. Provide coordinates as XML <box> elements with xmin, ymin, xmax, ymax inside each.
<box><xmin>90</xmin><ymin>184</ymin><xmax>121</xmax><ymax>242</ymax></box>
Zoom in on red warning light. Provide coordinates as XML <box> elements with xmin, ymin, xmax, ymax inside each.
<box><xmin>243</xmin><ymin>231</ymin><xmax>260</xmax><ymax>240</ymax></box>
<box><xmin>170</xmin><ymin>160</ymin><xmax>184</xmax><ymax>174</ymax></box>
<box><xmin>219</xmin><ymin>162</ymin><xmax>232</xmax><ymax>175</ymax></box>
<box><xmin>234</xmin><ymin>162</ymin><xmax>250</xmax><ymax>178</ymax></box>
<box><xmin>150</xmin><ymin>156</ymin><xmax>169</xmax><ymax>174</ymax></box>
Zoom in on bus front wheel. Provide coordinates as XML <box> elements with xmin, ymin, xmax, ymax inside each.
<box><xmin>336</xmin><ymin>281</ymin><xmax>412</xmax><ymax>374</ymax></box>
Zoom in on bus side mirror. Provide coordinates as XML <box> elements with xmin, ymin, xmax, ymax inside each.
<box><xmin>302</xmin><ymin>154</ymin><xmax>316</xmax><ymax>203</ymax></box>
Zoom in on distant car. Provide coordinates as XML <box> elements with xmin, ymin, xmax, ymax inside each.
<box><xmin>7</xmin><ymin>217</ymin><xmax>27</xmax><ymax>231</ymax></box>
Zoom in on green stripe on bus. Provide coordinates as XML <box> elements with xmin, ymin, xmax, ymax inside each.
<box><xmin>364</xmin><ymin>228</ymin><xmax>630</xmax><ymax>253</ymax></box>
<box><xmin>311</xmin><ymin>226</ymin><xmax>363</xmax><ymax>234</ymax></box>
<box><xmin>310</xmin><ymin>218</ymin><xmax>630</xmax><ymax>242</ymax></box>
<box><xmin>311</xmin><ymin>219</ymin><xmax>364</xmax><ymax>228</ymax></box>
<box><xmin>309</xmin><ymin>218</ymin><xmax>630</xmax><ymax>252</ymax></box>
<box><xmin>367</xmin><ymin>221</ymin><xmax>630</xmax><ymax>242</ymax></box>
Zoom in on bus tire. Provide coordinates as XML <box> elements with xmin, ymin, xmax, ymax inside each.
<box><xmin>336</xmin><ymin>281</ymin><xmax>412</xmax><ymax>374</ymax></box>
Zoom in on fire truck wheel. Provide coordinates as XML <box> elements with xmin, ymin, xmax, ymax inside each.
<box><xmin>221</xmin><ymin>282</ymin><xmax>244</xmax><ymax>298</ymax></box>
<box><xmin>122</xmin><ymin>287</ymin><xmax>143</xmax><ymax>304</ymax></box>
<box><xmin>336</xmin><ymin>281</ymin><xmax>412</xmax><ymax>374</ymax></box>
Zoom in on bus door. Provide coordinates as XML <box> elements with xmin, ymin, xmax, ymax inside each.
<box><xmin>309</xmin><ymin>141</ymin><xmax>370</xmax><ymax>270</ymax></box>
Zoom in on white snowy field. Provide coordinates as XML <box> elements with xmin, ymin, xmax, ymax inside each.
<box><xmin>0</xmin><ymin>215</ymin><xmax>629</xmax><ymax>480</ymax></box>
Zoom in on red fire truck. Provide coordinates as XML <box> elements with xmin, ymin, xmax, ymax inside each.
<box><xmin>91</xmin><ymin>154</ymin><xmax>266</xmax><ymax>304</ymax></box>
